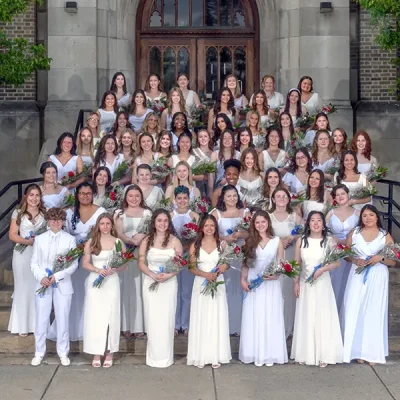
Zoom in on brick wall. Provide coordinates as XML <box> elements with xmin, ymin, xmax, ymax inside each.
<box><xmin>0</xmin><ymin>3</ymin><xmax>37</xmax><ymax>101</ymax></box>
<box><xmin>359</xmin><ymin>8</ymin><xmax>398</xmax><ymax>101</ymax></box>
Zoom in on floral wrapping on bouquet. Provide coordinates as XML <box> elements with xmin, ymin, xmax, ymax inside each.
<box><xmin>147</xmin><ymin>98</ymin><xmax>167</xmax><ymax>115</ymax></box>
<box><xmin>181</xmin><ymin>221</ymin><xmax>199</xmax><ymax>244</ymax></box>
<box><xmin>241</xmin><ymin>187</ymin><xmax>263</xmax><ymax>207</ymax></box>
<box><xmin>189</xmin><ymin>102</ymin><xmax>209</xmax><ymax>125</ymax></box>
<box><xmin>14</xmin><ymin>222</ymin><xmax>48</xmax><ymax>253</ymax></box>
<box><xmin>100</xmin><ymin>186</ymin><xmax>124</xmax><ymax>213</ymax></box>
<box><xmin>295</xmin><ymin>114</ymin><xmax>314</xmax><ymax>131</ymax></box>
<box><xmin>36</xmin><ymin>247</ymin><xmax>83</xmax><ymax>297</ymax></box>
<box><xmin>154</xmin><ymin>196</ymin><xmax>174</xmax><ymax>212</ymax></box>
<box><xmin>320</xmin><ymin>103</ymin><xmax>337</xmax><ymax>115</ymax></box>
<box><xmin>323</xmin><ymin>200</ymin><xmax>339</xmax><ymax>215</ymax></box>
<box><xmin>367</xmin><ymin>165</ymin><xmax>388</xmax><ymax>183</ymax></box>
<box><xmin>112</xmin><ymin>160</ymin><xmax>133</xmax><ymax>182</ymax></box>
<box><xmin>59</xmin><ymin>193</ymin><xmax>75</xmax><ymax>209</ymax></box>
<box><xmin>59</xmin><ymin>164</ymin><xmax>92</xmax><ymax>187</ymax></box>
<box><xmin>93</xmin><ymin>241</ymin><xmax>135</xmax><ymax>288</ymax></box>
<box><xmin>350</xmin><ymin>184</ymin><xmax>377</xmax><ymax>200</ymax></box>
<box><xmin>188</xmin><ymin>197</ymin><xmax>212</xmax><ymax>215</ymax></box>
<box><xmin>148</xmin><ymin>255</ymin><xmax>188</xmax><ymax>291</ymax></box>
<box><xmin>151</xmin><ymin>157</ymin><xmax>172</xmax><ymax>180</ymax></box>
<box><xmin>306</xmin><ymin>243</ymin><xmax>355</xmax><ymax>285</ymax></box>
<box><xmin>191</xmin><ymin>160</ymin><xmax>216</xmax><ymax>176</ymax></box>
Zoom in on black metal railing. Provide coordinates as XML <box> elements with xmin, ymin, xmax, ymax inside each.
<box><xmin>0</xmin><ymin>178</ymin><xmax>43</xmax><ymax>239</ymax></box>
<box><xmin>374</xmin><ymin>179</ymin><xmax>400</xmax><ymax>234</ymax></box>
<box><xmin>74</xmin><ymin>109</ymin><xmax>94</xmax><ymax>137</ymax></box>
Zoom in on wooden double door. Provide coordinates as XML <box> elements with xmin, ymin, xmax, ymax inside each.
<box><xmin>139</xmin><ymin>37</ymin><xmax>255</xmax><ymax>100</ymax></box>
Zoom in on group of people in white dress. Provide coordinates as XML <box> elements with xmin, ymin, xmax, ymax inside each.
<box><xmin>7</xmin><ymin>70</ymin><xmax>393</xmax><ymax>369</ymax></box>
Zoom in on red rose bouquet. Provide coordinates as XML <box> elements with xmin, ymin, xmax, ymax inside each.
<box><xmin>151</xmin><ymin>157</ymin><xmax>172</xmax><ymax>180</ymax></box>
<box><xmin>59</xmin><ymin>164</ymin><xmax>92</xmax><ymax>186</ymax></box>
<box><xmin>188</xmin><ymin>197</ymin><xmax>212</xmax><ymax>215</ymax></box>
<box><xmin>181</xmin><ymin>221</ymin><xmax>199</xmax><ymax>244</ymax></box>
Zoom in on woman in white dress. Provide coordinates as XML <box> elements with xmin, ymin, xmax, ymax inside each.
<box><xmin>246</xmin><ymin>110</ymin><xmax>265</xmax><ymax>151</ymax></box>
<box><xmin>332</xmin><ymin>128</ymin><xmax>348</xmax><ymax>160</ymax></box>
<box><xmin>109</xmin><ymin>72</ymin><xmax>131</xmax><ymax>110</ymax></box>
<box><xmin>279</xmin><ymin>112</ymin><xmax>295</xmax><ymax>152</ymax></box>
<box><xmin>93</xmin><ymin>134</ymin><xmax>124</xmax><ymax>181</ymax></box>
<box><xmin>305</xmin><ymin>112</ymin><xmax>332</xmax><ymax>146</ymax></box>
<box><xmin>65</xmin><ymin>182</ymin><xmax>106</xmax><ymax>341</ymax></box>
<box><xmin>326</xmin><ymin>184</ymin><xmax>359</xmax><ymax>314</ymax></box>
<box><xmin>269</xmin><ymin>188</ymin><xmax>303</xmax><ymax>337</ymax></box>
<box><xmin>235</xmin><ymin>127</ymin><xmax>254</xmax><ymax>154</ymax></box>
<box><xmin>259</xmin><ymin>127</ymin><xmax>287</xmax><ymax>173</ymax></box>
<box><xmin>167</xmin><ymin>132</ymin><xmax>196</xmax><ymax>170</ymax></box>
<box><xmin>211</xmin><ymin>113</ymin><xmax>234</xmax><ymax>151</ymax></box>
<box><xmin>311</xmin><ymin>129</ymin><xmax>335</xmax><ymax>178</ymax></box>
<box><xmin>115</xmin><ymin>185</ymin><xmax>152</xmax><ymax>337</ymax></box>
<box><xmin>92</xmin><ymin>167</ymin><xmax>112</xmax><ymax>207</ymax></box>
<box><xmin>144</xmin><ymin>74</ymin><xmax>167</xmax><ymax>102</ymax></box>
<box><xmin>187</xmin><ymin>214</ymin><xmax>231</xmax><ymax>368</ymax></box>
<box><xmin>291</xmin><ymin>211</ymin><xmax>343</xmax><ymax>367</ymax></box>
<box><xmin>83</xmin><ymin>213</ymin><xmax>126</xmax><ymax>368</ymax></box>
<box><xmin>240</xmin><ymin>210</ymin><xmax>287</xmax><ymax>366</ymax></box>
<box><xmin>238</xmin><ymin>148</ymin><xmax>263</xmax><ymax>207</ymax></box>
<box><xmin>350</xmin><ymin>130</ymin><xmax>378</xmax><ymax>176</ymax></box>
<box><xmin>297</xmin><ymin>76</ymin><xmax>324</xmax><ymax>115</ymax></box>
<box><xmin>211</xmin><ymin>185</ymin><xmax>251</xmax><ymax>335</ymax></box>
<box><xmin>225</xmin><ymin>74</ymin><xmax>248</xmax><ymax>109</ymax></box>
<box><xmin>334</xmin><ymin>150</ymin><xmax>372</xmax><ymax>211</ymax></box>
<box><xmin>169</xmin><ymin>112</ymin><xmax>193</xmax><ymax>151</ymax></box>
<box><xmin>249</xmin><ymin>74</ymin><xmax>284</xmax><ymax>110</ymax></box>
<box><xmin>129</xmin><ymin>89</ymin><xmax>153</xmax><ymax>133</ymax></box>
<box><xmin>118</xmin><ymin>130</ymin><xmax>136</xmax><ymax>167</ymax></box>
<box><xmin>177</xmin><ymin>73</ymin><xmax>200</xmax><ymax>119</ymax></box>
<box><xmin>282</xmin><ymin>147</ymin><xmax>312</xmax><ymax>195</ymax></box>
<box><xmin>49</xmin><ymin>132</ymin><xmax>84</xmax><ymax>193</ymax></box>
<box><xmin>110</xmin><ymin>111</ymin><xmax>137</xmax><ymax>147</ymax></box>
<box><xmin>85</xmin><ymin>111</ymin><xmax>100</xmax><ymax>141</ymax></box>
<box><xmin>8</xmin><ymin>184</ymin><xmax>46</xmax><ymax>336</ymax></box>
<box><xmin>142</xmin><ymin>112</ymin><xmax>162</xmax><ymax>143</ymax></box>
<box><xmin>170</xmin><ymin>186</ymin><xmax>200</xmax><ymax>335</ymax></box>
<box><xmin>39</xmin><ymin>162</ymin><xmax>70</xmax><ymax>209</ymax></box>
<box><xmin>138</xmin><ymin>209</ymin><xmax>183</xmax><ymax>368</ymax></box>
<box><xmin>343</xmin><ymin>205</ymin><xmax>395</xmax><ymax>365</ymax></box>
<box><xmin>76</xmin><ymin>127</ymin><xmax>95</xmax><ymax>167</ymax></box>
<box><xmin>136</xmin><ymin>164</ymin><xmax>164</xmax><ymax>211</ymax></box>
<box><xmin>193</xmin><ymin>129</ymin><xmax>214</xmax><ymax>197</ymax></box>
<box><xmin>248</xmin><ymin>89</ymin><xmax>273</xmax><ymax>131</ymax></box>
<box><xmin>280</xmin><ymin>89</ymin><xmax>307</xmax><ymax>128</ymax></box>
<box><xmin>299</xmin><ymin>169</ymin><xmax>327</xmax><ymax>221</ymax></box>
<box><xmin>262</xmin><ymin>168</ymin><xmax>288</xmax><ymax>211</ymax></box>
<box><xmin>161</xmin><ymin>87</ymin><xmax>186</xmax><ymax>131</ymax></box>
<box><xmin>98</xmin><ymin>91</ymin><xmax>118</xmax><ymax>133</ymax></box>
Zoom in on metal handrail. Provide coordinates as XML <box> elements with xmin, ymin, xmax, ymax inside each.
<box><xmin>74</xmin><ymin>109</ymin><xmax>94</xmax><ymax>137</ymax></box>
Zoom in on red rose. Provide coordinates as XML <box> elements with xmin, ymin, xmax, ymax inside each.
<box><xmin>291</xmin><ymin>194</ymin><xmax>298</xmax><ymax>199</ymax></box>
<box><xmin>337</xmin><ymin>244</ymin><xmax>345</xmax><ymax>250</ymax></box>
<box><xmin>110</xmin><ymin>192</ymin><xmax>117</xmax><ymax>201</ymax></box>
<box><xmin>332</xmin><ymin>200</ymin><xmax>338</xmax><ymax>206</ymax></box>
<box><xmin>283</xmin><ymin>263</ymin><xmax>292</xmax><ymax>273</ymax></box>
<box><xmin>199</xmin><ymin>206</ymin><xmax>206</xmax><ymax>213</ymax></box>
<box><xmin>395</xmin><ymin>252</ymin><xmax>400</xmax><ymax>259</ymax></box>
<box><xmin>234</xmin><ymin>246</ymin><xmax>241</xmax><ymax>255</ymax></box>
<box><xmin>66</xmin><ymin>256</ymin><xmax>72</xmax><ymax>261</ymax></box>
<box><xmin>68</xmin><ymin>171</ymin><xmax>75</xmax><ymax>177</ymax></box>
<box><xmin>181</xmin><ymin>259</ymin><xmax>188</xmax><ymax>266</ymax></box>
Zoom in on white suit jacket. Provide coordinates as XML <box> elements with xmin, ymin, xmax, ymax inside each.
<box><xmin>30</xmin><ymin>229</ymin><xmax>79</xmax><ymax>296</ymax></box>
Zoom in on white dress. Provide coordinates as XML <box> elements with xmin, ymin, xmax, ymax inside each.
<box><xmin>117</xmin><ymin>92</ymin><xmax>131</xmax><ymax>108</ymax></box>
<box><xmin>343</xmin><ymin>230</ymin><xmax>388</xmax><ymax>364</ymax></box>
<box><xmin>171</xmin><ymin>154</ymin><xmax>196</xmax><ymax>168</ymax></box>
<box><xmin>144</xmin><ymin>186</ymin><xmax>164</xmax><ymax>210</ymax></box>
<box><xmin>269</xmin><ymin>212</ymin><xmax>297</xmax><ymax>337</ymax></box>
<box><xmin>143</xmin><ymin>247</ymin><xmax>178</xmax><ymax>368</ymax></box>
<box><xmin>327</xmin><ymin>211</ymin><xmax>358</xmax><ymax>317</ymax></box>
<box><xmin>357</xmin><ymin>156</ymin><xmax>378</xmax><ymax>175</ymax></box>
<box><xmin>98</xmin><ymin>153</ymin><xmax>123</xmax><ymax>178</ymax></box>
<box><xmin>129</xmin><ymin>109</ymin><xmax>152</xmax><ymax>132</ymax></box>
<box><xmin>216</xmin><ymin>209</ymin><xmax>246</xmax><ymax>335</ymax></box>
<box><xmin>302</xmin><ymin>92</ymin><xmax>323</xmax><ymax>115</ymax></box>
<box><xmin>119</xmin><ymin>209</ymin><xmax>152</xmax><ymax>333</ymax></box>
<box><xmin>42</xmin><ymin>187</ymin><xmax>69</xmax><ymax>209</ymax></box>
<box><xmin>49</xmin><ymin>155</ymin><xmax>78</xmax><ymax>182</ymax></box>
<box><xmin>193</xmin><ymin>148</ymin><xmax>211</xmax><ymax>162</ymax></box>
<box><xmin>252</xmin><ymin>133</ymin><xmax>265</xmax><ymax>150</ymax></box>
<box><xmin>184</xmin><ymin>90</ymin><xmax>196</xmax><ymax>117</ymax></box>
<box><xmin>239</xmin><ymin>237</ymin><xmax>288</xmax><ymax>366</ymax></box>
<box><xmin>260</xmin><ymin>114</ymin><xmax>271</xmax><ymax>130</ymax></box>
<box><xmin>98</xmin><ymin>109</ymin><xmax>116</xmax><ymax>132</ymax></box>
<box><xmin>250</xmin><ymin>92</ymin><xmax>284</xmax><ymax>110</ymax></box>
<box><xmin>291</xmin><ymin>237</ymin><xmax>343</xmax><ymax>365</ymax></box>
<box><xmin>312</xmin><ymin>157</ymin><xmax>335</xmax><ymax>173</ymax></box>
<box><xmin>83</xmin><ymin>245</ymin><xmax>121</xmax><ymax>355</ymax></box>
<box><xmin>171</xmin><ymin>210</ymin><xmax>195</xmax><ymax>331</ymax></box>
<box><xmin>261</xmin><ymin>149</ymin><xmax>286</xmax><ymax>172</ymax></box>
<box><xmin>234</xmin><ymin>95</ymin><xmax>246</xmax><ymax>109</ymax></box>
<box><xmin>8</xmin><ymin>210</ymin><xmax>45</xmax><ymax>334</ymax></box>
<box><xmin>187</xmin><ymin>248</ymin><xmax>231</xmax><ymax>367</ymax></box>
<box><xmin>334</xmin><ymin>172</ymin><xmax>370</xmax><ymax>211</ymax></box>
<box><xmin>282</xmin><ymin>173</ymin><xmax>306</xmax><ymax>195</ymax></box>
<box><xmin>301</xmin><ymin>200</ymin><xmax>325</xmax><ymax>221</ymax></box>
<box><xmin>237</xmin><ymin>176</ymin><xmax>263</xmax><ymax>205</ymax></box>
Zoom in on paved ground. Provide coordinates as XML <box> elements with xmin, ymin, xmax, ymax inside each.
<box><xmin>0</xmin><ymin>354</ymin><xmax>400</xmax><ymax>400</ymax></box>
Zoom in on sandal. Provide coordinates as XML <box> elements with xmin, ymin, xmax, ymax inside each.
<box><xmin>212</xmin><ymin>363</ymin><xmax>221</xmax><ymax>369</ymax></box>
<box><xmin>103</xmin><ymin>357</ymin><xmax>113</xmax><ymax>368</ymax></box>
<box><xmin>19</xmin><ymin>333</ymin><xmax>28</xmax><ymax>338</ymax></box>
<box><xmin>357</xmin><ymin>359</ymin><xmax>365</xmax><ymax>364</ymax></box>
<box><xmin>319</xmin><ymin>362</ymin><xmax>328</xmax><ymax>368</ymax></box>
<box><xmin>92</xmin><ymin>358</ymin><xmax>101</xmax><ymax>368</ymax></box>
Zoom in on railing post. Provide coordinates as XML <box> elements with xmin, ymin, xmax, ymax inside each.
<box><xmin>17</xmin><ymin>183</ymin><xmax>22</xmax><ymax>202</ymax></box>
<box><xmin>388</xmin><ymin>183</ymin><xmax>393</xmax><ymax>235</ymax></box>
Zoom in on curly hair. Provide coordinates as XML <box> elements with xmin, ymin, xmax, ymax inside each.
<box><xmin>174</xmin><ymin>185</ymin><xmax>190</xmax><ymax>197</ymax></box>
<box><xmin>301</xmin><ymin>211</ymin><xmax>330</xmax><ymax>249</ymax></box>
<box><xmin>45</xmin><ymin>207</ymin><xmax>67</xmax><ymax>221</ymax></box>
<box><xmin>15</xmin><ymin>184</ymin><xmax>46</xmax><ymax>226</ymax></box>
<box><xmin>145</xmin><ymin>209</ymin><xmax>175</xmax><ymax>253</ymax></box>
<box><xmin>336</xmin><ymin>150</ymin><xmax>360</xmax><ymax>185</ymax></box>
<box><xmin>265</xmin><ymin>127</ymin><xmax>285</xmax><ymax>150</ymax></box>
<box><xmin>242</xmin><ymin>210</ymin><xmax>274</xmax><ymax>266</ymax></box>
<box><xmin>90</xmin><ymin>213</ymin><xmax>118</xmax><ymax>256</ymax></box>
<box><xmin>269</xmin><ymin>187</ymin><xmax>293</xmax><ymax>213</ymax></box>
<box><xmin>251</xmin><ymin>89</ymin><xmax>269</xmax><ymax>115</ymax></box>
<box><xmin>306</xmin><ymin>169</ymin><xmax>325</xmax><ymax>203</ymax></box>
<box><xmin>94</xmin><ymin>134</ymin><xmax>119</xmax><ymax>169</ymax></box>
<box><xmin>166</xmin><ymin>87</ymin><xmax>186</xmax><ymax>115</ymax></box>
<box><xmin>350</xmin><ymin>130</ymin><xmax>372</xmax><ymax>160</ymax></box>
<box><xmin>99</xmin><ymin>90</ymin><xmax>118</xmax><ymax>113</ymax></box>
<box><xmin>213</xmin><ymin>87</ymin><xmax>236</xmax><ymax>116</ymax></box>
<box><xmin>216</xmin><ymin>184</ymin><xmax>244</xmax><ymax>211</ymax></box>
<box><xmin>288</xmin><ymin>147</ymin><xmax>313</xmax><ymax>174</ymax></box>
<box><xmin>193</xmin><ymin>214</ymin><xmax>221</xmax><ymax>258</ymax></box>
<box><xmin>311</xmin><ymin>129</ymin><xmax>334</xmax><ymax>164</ymax></box>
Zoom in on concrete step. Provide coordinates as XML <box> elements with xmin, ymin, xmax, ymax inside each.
<box><xmin>0</xmin><ymin>306</ymin><xmax>10</xmax><ymax>331</ymax></box>
<box><xmin>0</xmin><ymin>285</ymin><xmax>13</xmax><ymax>307</ymax></box>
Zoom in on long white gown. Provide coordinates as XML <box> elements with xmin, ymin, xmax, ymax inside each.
<box><xmin>49</xmin><ymin>155</ymin><xmax>78</xmax><ymax>182</ymax></box>
<box><xmin>343</xmin><ymin>230</ymin><xmax>388</xmax><ymax>364</ymax></box>
<box><xmin>119</xmin><ymin>209</ymin><xmax>152</xmax><ymax>333</ymax></box>
<box><xmin>187</xmin><ymin>248</ymin><xmax>231</xmax><ymax>367</ymax></box>
<box><xmin>83</xmin><ymin>245</ymin><xmax>121</xmax><ymax>355</ymax></box>
<box><xmin>143</xmin><ymin>247</ymin><xmax>178</xmax><ymax>368</ymax></box>
<box><xmin>239</xmin><ymin>237</ymin><xmax>288</xmax><ymax>366</ymax></box>
<box><xmin>269</xmin><ymin>212</ymin><xmax>297</xmax><ymax>337</ymax></box>
<box><xmin>42</xmin><ymin>187</ymin><xmax>69</xmax><ymax>209</ymax></box>
<box><xmin>261</xmin><ymin>149</ymin><xmax>286</xmax><ymax>171</ymax></box>
<box><xmin>327</xmin><ymin>210</ymin><xmax>358</xmax><ymax>315</ymax></box>
<box><xmin>8</xmin><ymin>210</ymin><xmax>45</xmax><ymax>334</ymax></box>
<box><xmin>291</xmin><ymin>237</ymin><xmax>343</xmax><ymax>365</ymax></box>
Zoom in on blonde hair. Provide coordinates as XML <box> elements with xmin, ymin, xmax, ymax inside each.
<box><xmin>76</xmin><ymin>127</ymin><xmax>94</xmax><ymax>161</ymax></box>
<box><xmin>166</xmin><ymin>87</ymin><xmax>186</xmax><ymax>115</ymax></box>
<box><xmin>86</xmin><ymin>111</ymin><xmax>100</xmax><ymax>137</ymax></box>
<box><xmin>142</xmin><ymin>112</ymin><xmax>161</xmax><ymax>135</ymax></box>
<box><xmin>172</xmin><ymin>160</ymin><xmax>194</xmax><ymax>187</ymax></box>
<box><xmin>246</xmin><ymin>110</ymin><xmax>261</xmax><ymax>132</ymax></box>
<box><xmin>224</xmin><ymin>74</ymin><xmax>242</xmax><ymax>99</ymax></box>
<box><xmin>118</xmin><ymin>130</ymin><xmax>136</xmax><ymax>159</ymax></box>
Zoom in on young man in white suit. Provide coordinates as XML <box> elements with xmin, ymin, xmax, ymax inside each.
<box><xmin>30</xmin><ymin>208</ymin><xmax>79</xmax><ymax>367</ymax></box>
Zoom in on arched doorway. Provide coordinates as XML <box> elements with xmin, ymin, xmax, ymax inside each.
<box><xmin>136</xmin><ymin>0</ymin><xmax>259</xmax><ymax>100</ymax></box>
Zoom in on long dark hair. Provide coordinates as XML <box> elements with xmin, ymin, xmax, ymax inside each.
<box><xmin>297</xmin><ymin>75</ymin><xmax>314</xmax><ymax>93</ymax></box>
<box><xmin>71</xmin><ymin>182</ymin><xmax>94</xmax><ymax>231</ymax></box>
<box><xmin>99</xmin><ymin>90</ymin><xmax>118</xmax><ymax>112</ymax></box>
<box><xmin>110</xmin><ymin>72</ymin><xmax>127</xmax><ymax>95</ymax></box>
<box><xmin>54</xmin><ymin>132</ymin><xmax>76</xmax><ymax>155</ymax></box>
<box><xmin>251</xmin><ymin>89</ymin><xmax>269</xmax><ymax>114</ymax></box>
<box><xmin>130</xmin><ymin>89</ymin><xmax>147</xmax><ymax>114</ymax></box>
<box><xmin>193</xmin><ymin>214</ymin><xmax>221</xmax><ymax>258</ymax></box>
<box><xmin>213</xmin><ymin>87</ymin><xmax>236</xmax><ymax>115</ymax></box>
<box><xmin>235</xmin><ymin>127</ymin><xmax>254</xmax><ymax>151</ymax></box>
<box><xmin>218</xmin><ymin>130</ymin><xmax>236</xmax><ymax>162</ymax></box>
<box><xmin>171</xmin><ymin>111</ymin><xmax>191</xmax><ymax>135</ymax></box>
<box><xmin>306</xmin><ymin>169</ymin><xmax>325</xmax><ymax>203</ymax></box>
<box><xmin>40</xmin><ymin>161</ymin><xmax>58</xmax><ymax>176</ymax></box>
<box><xmin>216</xmin><ymin>184</ymin><xmax>244</xmax><ymax>211</ymax></box>
<box><xmin>214</xmin><ymin>112</ymin><xmax>234</xmax><ymax>146</ymax></box>
<box><xmin>288</xmin><ymin>147</ymin><xmax>312</xmax><ymax>174</ymax></box>
<box><xmin>356</xmin><ymin>205</ymin><xmax>387</xmax><ymax>234</ymax></box>
<box><xmin>145</xmin><ymin>209</ymin><xmax>175</xmax><ymax>253</ymax></box>
<box><xmin>284</xmin><ymin>89</ymin><xmax>302</xmax><ymax>118</ymax></box>
<box><xmin>265</xmin><ymin>127</ymin><xmax>284</xmax><ymax>150</ymax></box>
<box><xmin>176</xmin><ymin>131</ymin><xmax>193</xmax><ymax>154</ymax></box>
<box><xmin>279</xmin><ymin>111</ymin><xmax>295</xmax><ymax>137</ymax></box>
<box><xmin>242</xmin><ymin>210</ymin><xmax>274</xmax><ymax>265</ymax></box>
<box><xmin>111</xmin><ymin>111</ymin><xmax>133</xmax><ymax>134</ymax></box>
<box><xmin>301</xmin><ymin>211</ymin><xmax>330</xmax><ymax>248</ymax></box>
<box><xmin>92</xmin><ymin>166</ymin><xmax>112</xmax><ymax>196</ymax></box>
<box><xmin>336</xmin><ymin>150</ymin><xmax>359</xmax><ymax>184</ymax></box>
<box><xmin>94</xmin><ymin>134</ymin><xmax>119</xmax><ymax>169</ymax></box>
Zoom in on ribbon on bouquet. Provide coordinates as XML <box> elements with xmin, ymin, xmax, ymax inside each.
<box><xmin>305</xmin><ymin>264</ymin><xmax>323</xmax><ymax>284</ymax></box>
<box><xmin>226</xmin><ymin>229</ymin><xmax>234</xmax><ymax>235</ymax></box>
<box><xmin>93</xmin><ymin>265</ymin><xmax>107</xmax><ymax>287</ymax></box>
<box><xmin>202</xmin><ymin>266</ymin><xmax>219</xmax><ymax>287</ymax></box>
<box><xmin>362</xmin><ymin>256</ymin><xmax>372</xmax><ymax>284</ymax></box>
<box><xmin>242</xmin><ymin>275</ymin><xmax>263</xmax><ymax>300</ymax></box>
<box><xmin>38</xmin><ymin>268</ymin><xmax>56</xmax><ymax>298</ymax></box>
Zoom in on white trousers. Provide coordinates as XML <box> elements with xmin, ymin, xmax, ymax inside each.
<box><xmin>34</xmin><ymin>287</ymin><xmax>72</xmax><ymax>358</ymax></box>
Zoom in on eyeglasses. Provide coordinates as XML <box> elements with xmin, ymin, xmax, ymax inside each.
<box><xmin>78</xmin><ymin>192</ymin><xmax>93</xmax><ymax>197</ymax></box>
<box><xmin>275</xmin><ymin>195</ymin><xmax>288</xmax><ymax>200</ymax></box>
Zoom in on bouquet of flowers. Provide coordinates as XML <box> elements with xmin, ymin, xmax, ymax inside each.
<box><xmin>241</xmin><ymin>188</ymin><xmax>263</xmax><ymax>207</ymax></box>
<box><xmin>286</xmin><ymin>131</ymin><xmax>307</xmax><ymax>158</ymax></box>
<box><xmin>323</xmin><ymin>199</ymin><xmax>339</xmax><ymax>215</ymax></box>
<box><xmin>226</xmin><ymin>216</ymin><xmax>252</xmax><ymax>234</ymax></box>
<box><xmin>290</xmin><ymin>193</ymin><xmax>306</xmax><ymax>207</ymax></box>
<box><xmin>93</xmin><ymin>241</ymin><xmax>135</xmax><ymax>288</ymax></box>
<box><xmin>324</xmin><ymin>159</ymin><xmax>341</xmax><ymax>176</ymax></box>
<box><xmin>380</xmin><ymin>243</ymin><xmax>400</xmax><ymax>261</ymax></box>
<box><xmin>151</xmin><ymin>157</ymin><xmax>172</xmax><ymax>180</ymax></box>
<box><xmin>291</xmin><ymin>224</ymin><xmax>304</xmax><ymax>236</ymax></box>
<box><xmin>321</xmin><ymin>103</ymin><xmax>337</xmax><ymax>115</ymax></box>
<box><xmin>190</xmin><ymin>102</ymin><xmax>209</xmax><ymax>123</ymax></box>
<box><xmin>147</xmin><ymin>98</ymin><xmax>167</xmax><ymax>115</ymax></box>
<box><xmin>148</xmin><ymin>255</ymin><xmax>188</xmax><ymax>291</ymax></box>
<box><xmin>191</xmin><ymin>160</ymin><xmax>216</xmax><ymax>176</ymax></box>
<box><xmin>136</xmin><ymin>215</ymin><xmax>152</xmax><ymax>235</ymax></box>
<box><xmin>36</xmin><ymin>247</ymin><xmax>83</xmax><ymax>296</ymax></box>
<box><xmin>295</xmin><ymin>114</ymin><xmax>313</xmax><ymax>130</ymax></box>
<box><xmin>306</xmin><ymin>243</ymin><xmax>355</xmax><ymax>285</ymax></box>
<box><xmin>188</xmin><ymin>197</ymin><xmax>212</xmax><ymax>215</ymax></box>
<box><xmin>367</xmin><ymin>165</ymin><xmax>388</xmax><ymax>183</ymax></box>
<box><xmin>100</xmin><ymin>186</ymin><xmax>124</xmax><ymax>213</ymax></box>
<box><xmin>234</xmin><ymin>122</ymin><xmax>242</xmax><ymax>130</ymax></box>
<box><xmin>99</xmin><ymin>127</ymin><xmax>111</xmax><ymax>138</ymax></box>
<box><xmin>350</xmin><ymin>185</ymin><xmax>377</xmax><ymax>200</ymax></box>
<box><xmin>200</xmin><ymin>266</ymin><xmax>225</xmax><ymax>298</ymax></box>
<box><xmin>154</xmin><ymin>196</ymin><xmax>174</xmax><ymax>212</ymax></box>
<box><xmin>59</xmin><ymin>164</ymin><xmax>92</xmax><ymax>187</ymax></box>
<box><xmin>14</xmin><ymin>223</ymin><xmax>48</xmax><ymax>253</ymax></box>
<box><xmin>59</xmin><ymin>193</ymin><xmax>75</xmax><ymax>209</ymax></box>
<box><xmin>239</xmin><ymin>105</ymin><xmax>252</xmax><ymax>115</ymax></box>
<box><xmin>181</xmin><ymin>221</ymin><xmax>199</xmax><ymax>244</ymax></box>
<box><xmin>112</xmin><ymin>160</ymin><xmax>132</xmax><ymax>182</ymax></box>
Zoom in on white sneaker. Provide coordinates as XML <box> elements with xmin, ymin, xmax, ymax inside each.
<box><xmin>31</xmin><ymin>356</ymin><xmax>43</xmax><ymax>366</ymax></box>
<box><xmin>60</xmin><ymin>356</ymin><xmax>70</xmax><ymax>366</ymax></box>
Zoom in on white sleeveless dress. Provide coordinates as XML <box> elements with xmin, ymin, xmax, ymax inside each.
<box><xmin>269</xmin><ymin>212</ymin><xmax>297</xmax><ymax>337</ymax></box>
<box><xmin>171</xmin><ymin>154</ymin><xmax>196</xmax><ymax>168</ymax></box>
<box><xmin>144</xmin><ymin>186</ymin><xmax>164</xmax><ymax>211</ymax></box>
<box><xmin>357</xmin><ymin>156</ymin><xmax>378</xmax><ymax>176</ymax></box>
<box><xmin>312</xmin><ymin>157</ymin><xmax>335</xmax><ymax>173</ymax></box>
<box><xmin>237</xmin><ymin>176</ymin><xmax>263</xmax><ymax>206</ymax></box>
<box><xmin>291</xmin><ymin>237</ymin><xmax>343</xmax><ymax>365</ymax></box>
<box><xmin>171</xmin><ymin>210</ymin><xmax>195</xmax><ymax>331</ymax></box>
<box><xmin>8</xmin><ymin>211</ymin><xmax>45</xmax><ymax>334</ymax></box>
<box><xmin>261</xmin><ymin>149</ymin><xmax>286</xmax><ymax>171</ymax></box>
<box><xmin>215</xmin><ymin>151</ymin><xmax>241</xmax><ymax>187</ymax></box>
<box><xmin>129</xmin><ymin>109</ymin><xmax>153</xmax><ymax>132</ymax></box>
<box><xmin>187</xmin><ymin>248</ymin><xmax>231</xmax><ymax>367</ymax></box>
<box><xmin>343</xmin><ymin>230</ymin><xmax>388</xmax><ymax>364</ymax></box>
<box><xmin>282</xmin><ymin>173</ymin><xmax>307</xmax><ymax>195</ymax></box>
<box><xmin>42</xmin><ymin>187</ymin><xmax>69</xmax><ymax>209</ymax></box>
<box><xmin>83</xmin><ymin>244</ymin><xmax>121</xmax><ymax>355</ymax></box>
<box><xmin>98</xmin><ymin>109</ymin><xmax>116</xmax><ymax>132</ymax></box>
<box><xmin>184</xmin><ymin>90</ymin><xmax>196</xmax><ymax>117</ymax></box>
<box><xmin>301</xmin><ymin>200</ymin><xmax>325</xmax><ymax>221</ymax></box>
<box><xmin>239</xmin><ymin>237</ymin><xmax>288</xmax><ymax>366</ymax></box>
<box><xmin>98</xmin><ymin>153</ymin><xmax>124</xmax><ymax>178</ymax></box>
<box><xmin>302</xmin><ymin>92</ymin><xmax>323</xmax><ymax>115</ymax></box>
<box><xmin>49</xmin><ymin>155</ymin><xmax>79</xmax><ymax>182</ymax></box>
<box><xmin>143</xmin><ymin>247</ymin><xmax>178</xmax><ymax>368</ymax></box>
